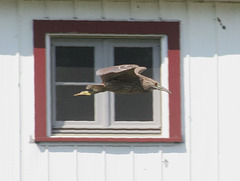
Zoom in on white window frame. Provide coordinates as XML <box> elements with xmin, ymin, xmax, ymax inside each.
<box><xmin>46</xmin><ymin>34</ymin><xmax>170</xmax><ymax>138</ymax></box>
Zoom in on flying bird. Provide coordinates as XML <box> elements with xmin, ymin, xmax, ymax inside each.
<box><xmin>74</xmin><ymin>64</ymin><xmax>171</xmax><ymax>96</ymax></box>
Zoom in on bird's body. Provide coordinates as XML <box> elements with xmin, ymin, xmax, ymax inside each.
<box><xmin>88</xmin><ymin>79</ymin><xmax>144</xmax><ymax>94</ymax></box>
<box><xmin>105</xmin><ymin>79</ymin><xmax>145</xmax><ymax>94</ymax></box>
<box><xmin>74</xmin><ymin>64</ymin><xmax>171</xmax><ymax>96</ymax></box>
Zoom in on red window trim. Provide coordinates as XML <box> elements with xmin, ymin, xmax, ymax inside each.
<box><xmin>34</xmin><ymin>20</ymin><xmax>181</xmax><ymax>143</ymax></box>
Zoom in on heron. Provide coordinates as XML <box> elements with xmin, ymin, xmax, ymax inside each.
<box><xmin>74</xmin><ymin>64</ymin><xmax>171</xmax><ymax>96</ymax></box>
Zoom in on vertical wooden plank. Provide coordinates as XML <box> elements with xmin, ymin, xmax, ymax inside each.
<box><xmin>77</xmin><ymin>146</ymin><xmax>105</xmax><ymax>181</ymax></box>
<box><xmin>188</xmin><ymin>2</ymin><xmax>219</xmax><ymax>181</ymax></box>
<box><xmin>0</xmin><ymin>57</ymin><xmax>20</xmax><ymax>181</ymax></box>
<box><xmin>17</xmin><ymin>1</ymin><xmax>49</xmax><ymax>180</ymax></box>
<box><xmin>48</xmin><ymin>146</ymin><xmax>77</xmax><ymax>181</ymax></box>
<box><xmin>218</xmin><ymin>55</ymin><xmax>240</xmax><ymax>181</ymax></box>
<box><xmin>134</xmin><ymin>147</ymin><xmax>162</xmax><ymax>181</ymax></box>
<box><xmin>216</xmin><ymin>3</ymin><xmax>240</xmax><ymax>181</ymax></box>
<box><xmin>0</xmin><ymin>0</ymin><xmax>20</xmax><ymax>181</ymax></box>
<box><xmin>105</xmin><ymin>146</ymin><xmax>133</xmax><ymax>181</ymax></box>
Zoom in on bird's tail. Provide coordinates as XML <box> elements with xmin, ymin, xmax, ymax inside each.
<box><xmin>86</xmin><ymin>84</ymin><xmax>105</xmax><ymax>93</ymax></box>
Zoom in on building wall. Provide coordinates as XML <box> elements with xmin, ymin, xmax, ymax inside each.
<box><xmin>0</xmin><ymin>0</ymin><xmax>240</xmax><ymax>181</ymax></box>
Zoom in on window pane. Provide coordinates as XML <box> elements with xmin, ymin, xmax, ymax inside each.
<box><xmin>56</xmin><ymin>85</ymin><xmax>94</xmax><ymax>121</ymax></box>
<box><xmin>55</xmin><ymin>47</ymin><xmax>94</xmax><ymax>82</ymax></box>
<box><xmin>114</xmin><ymin>47</ymin><xmax>153</xmax><ymax>121</ymax></box>
<box><xmin>115</xmin><ymin>94</ymin><xmax>152</xmax><ymax>121</ymax></box>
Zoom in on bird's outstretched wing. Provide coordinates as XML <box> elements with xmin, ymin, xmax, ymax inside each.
<box><xmin>96</xmin><ymin>64</ymin><xmax>138</xmax><ymax>75</ymax></box>
<box><xmin>96</xmin><ymin>64</ymin><xmax>146</xmax><ymax>82</ymax></box>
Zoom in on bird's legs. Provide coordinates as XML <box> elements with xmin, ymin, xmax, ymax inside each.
<box><xmin>74</xmin><ymin>91</ymin><xmax>92</xmax><ymax>96</ymax></box>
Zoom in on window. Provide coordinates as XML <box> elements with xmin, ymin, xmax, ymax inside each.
<box><xmin>51</xmin><ymin>38</ymin><xmax>161</xmax><ymax>134</ymax></box>
<box><xmin>34</xmin><ymin>20</ymin><xmax>181</xmax><ymax>142</ymax></box>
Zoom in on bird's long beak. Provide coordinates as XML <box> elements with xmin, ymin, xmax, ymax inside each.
<box><xmin>74</xmin><ymin>91</ymin><xmax>92</xmax><ymax>96</ymax></box>
<box><xmin>162</xmin><ymin>87</ymin><xmax>172</xmax><ymax>94</ymax></box>
<box><xmin>157</xmin><ymin>85</ymin><xmax>172</xmax><ymax>94</ymax></box>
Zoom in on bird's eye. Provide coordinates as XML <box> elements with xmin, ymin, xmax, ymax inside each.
<box><xmin>154</xmin><ymin>82</ymin><xmax>158</xmax><ymax>86</ymax></box>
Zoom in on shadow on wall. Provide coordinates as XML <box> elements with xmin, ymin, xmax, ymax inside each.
<box><xmin>36</xmin><ymin>141</ymin><xmax>187</xmax><ymax>154</ymax></box>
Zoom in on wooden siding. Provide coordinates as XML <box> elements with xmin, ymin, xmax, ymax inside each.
<box><xmin>1</xmin><ymin>0</ymin><xmax>240</xmax><ymax>181</ymax></box>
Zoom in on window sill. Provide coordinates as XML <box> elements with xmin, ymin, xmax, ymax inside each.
<box><xmin>34</xmin><ymin>136</ymin><xmax>182</xmax><ymax>143</ymax></box>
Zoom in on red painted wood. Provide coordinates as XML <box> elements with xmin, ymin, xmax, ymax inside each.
<box><xmin>168</xmin><ymin>50</ymin><xmax>181</xmax><ymax>139</ymax></box>
<box><xmin>34</xmin><ymin>20</ymin><xmax>179</xmax><ymax>50</ymax></box>
<box><xmin>34</xmin><ymin>48</ymin><xmax>47</xmax><ymax>139</ymax></box>
<box><xmin>35</xmin><ymin>137</ymin><xmax>182</xmax><ymax>143</ymax></box>
<box><xmin>34</xmin><ymin>20</ymin><xmax>181</xmax><ymax>143</ymax></box>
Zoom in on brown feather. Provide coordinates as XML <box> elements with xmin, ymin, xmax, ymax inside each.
<box><xmin>96</xmin><ymin>64</ymin><xmax>146</xmax><ymax>83</ymax></box>
<box><xmin>96</xmin><ymin>64</ymin><xmax>139</xmax><ymax>76</ymax></box>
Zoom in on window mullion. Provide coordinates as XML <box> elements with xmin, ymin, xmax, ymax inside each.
<box><xmin>105</xmin><ymin>40</ymin><xmax>115</xmax><ymax>128</ymax></box>
<box><xmin>94</xmin><ymin>40</ymin><xmax>110</xmax><ymax>128</ymax></box>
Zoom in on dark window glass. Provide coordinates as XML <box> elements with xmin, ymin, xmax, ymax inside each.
<box><xmin>56</xmin><ymin>85</ymin><xmax>94</xmax><ymax>121</ymax></box>
<box><xmin>114</xmin><ymin>47</ymin><xmax>153</xmax><ymax>121</ymax></box>
<box><xmin>55</xmin><ymin>47</ymin><xmax>94</xmax><ymax>82</ymax></box>
<box><xmin>54</xmin><ymin>46</ymin><xmax>95</xmax><ymax>121</ymax></box>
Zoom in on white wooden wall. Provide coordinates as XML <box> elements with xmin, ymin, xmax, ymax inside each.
<box><xmin>1</xmin><ymin>0</ymin><xmax>240</xmax><ymax>181</ymax></box>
